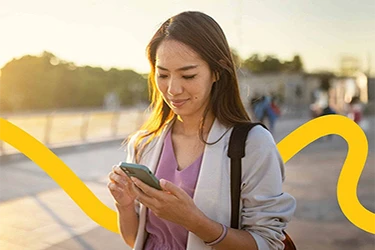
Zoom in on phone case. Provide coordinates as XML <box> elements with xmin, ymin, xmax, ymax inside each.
<box><xmin>119</xmin><ymin>162</ymin><xmax>162</xmax><ymax>190</ymax></box>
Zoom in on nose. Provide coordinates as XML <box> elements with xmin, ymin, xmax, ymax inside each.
<box><xmin>167</xmin><ymin>77</ymin><xmax>183</xmax><ymax>96</ymax></box>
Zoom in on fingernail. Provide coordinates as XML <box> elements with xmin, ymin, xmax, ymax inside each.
<box><xmin>160</xmin><ymin>179</ymin><xmax>166</xmax><ymax>185</ymax></box>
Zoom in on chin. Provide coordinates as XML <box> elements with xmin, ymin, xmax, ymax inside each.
<box><xmin>170</xmin><ymin>108</ymin><xmax>193</xmax><ymax>117</ymax></box>
<box><xmin>172</xmin><ymin>110</ymin><xmax>189</xmax><ymax>117</ymax></box>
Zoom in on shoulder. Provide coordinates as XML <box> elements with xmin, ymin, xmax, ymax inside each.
<box><xmin>225</xmin><ymin>122</ymin><xmax>275</xmax><ymax>153</ymax></box>
<box><xmin>227</xmin><ymin>123</ymin><xmax>279</xmax><ymax>163</ymax></box>
<box><xmin>123</xmin><ymin>130</ymin><xmax>150</xmax><ymax>163</ymax></box>
<box><xmin>246</xmin><ymin>124</ymin><xmax>276</xmax><ymax>149</ymax></box>
<box><xmin>126</xmin><ymin>130</ymin><xmax>149</xmax><ymax>147</ymax></box>
<box><xmin>242</xmin><ymin>123</ymin><xmax>285</xmax><ymax>180</ymax></box>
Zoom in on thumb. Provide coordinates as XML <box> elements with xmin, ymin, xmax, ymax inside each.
<box><xmin>160</xmin><ymin>179</ymin><xmax>185</xmax><ymax>197</ymax></box>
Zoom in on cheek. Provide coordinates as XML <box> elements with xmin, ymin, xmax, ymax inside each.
<box><xmin>200</xmin><ymin>81</ymin><xmax>214</xmax><ymax>97</ymax></box>
<box><xmin>193</xmin><ymin>83</ymin><xmax>212</xmax><ymax>101</ymax></box>
<box><xmin>155</xmin><ymin>80</ymin><xmax>167</xmax><ymax>94</ymax></box>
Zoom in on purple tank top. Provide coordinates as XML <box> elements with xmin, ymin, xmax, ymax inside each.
<box><xmin>144</xmin><ymin>130</ymin><xmax>203</xmax><ymax>250</ymax></box>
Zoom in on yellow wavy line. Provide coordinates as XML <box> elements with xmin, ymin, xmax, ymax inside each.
<box><xmin>277</xmin><ymin>114</ymin><xmax>373</xmax><ymax>234</ymax></box>
<box><xmin>0</xmin><ymin>115</ymin><xmax>373</xmax><ymax>234</ymax></box>
<box><xmin>0</xmin><ymin>117</ymin><xmax>118</xmax><ymax>233</ymax></box>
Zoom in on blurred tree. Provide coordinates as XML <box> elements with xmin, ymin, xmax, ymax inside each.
<box><xmin>0</xmin><ymin>53</ymin><xmax>58</xmax><ymax>111</ymax></box>
<box><xmin>0</xmin><ymin>51</ymin><xmax>148</xmax><ymax>113</ymax></box>
<box><xmin>243</xmin><ymin>54</ymin><xmax>263</xmax><ymax>73</ymax></box>
<box><xmin>284</xmin><ymin>55</ymin><xmax>304</xmax><ymax>72</ymax></box>
<box><xmin>262</xmin><ymin>55</ymin><xmax>283</xmax><ymax>72</ymax></box>
<box><xmin>242</xmin><ymin>54</ymin><xmax>304</xmax><ymax>74</ymax></box>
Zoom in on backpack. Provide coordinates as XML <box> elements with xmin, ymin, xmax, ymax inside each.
<box><xmin>228</xmin><ymin>122</ymin><xmax>297</xmax><ymax>250</ymax></box>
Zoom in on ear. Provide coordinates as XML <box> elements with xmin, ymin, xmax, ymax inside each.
<box><xmin>212</xmin><ymin>70</ymin><xmax>220</xmax><ymax>83</ymax></box>
<box><xmin>213</xmin><ymin>59</ymin><xmax>229</xmax><ymax>83</ymax></box>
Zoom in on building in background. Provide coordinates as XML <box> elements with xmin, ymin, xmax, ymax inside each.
<box><xmin>237</xmin><ymin>68</ymin><xmax>373</xmax><ymax>117</ymax></box>
<box><xmin>237</xmin><ymin>69</ymin><xmax>319</xmax><ymax>116</ymax></box>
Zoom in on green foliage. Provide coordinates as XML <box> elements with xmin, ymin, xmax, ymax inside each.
<box><xmin>0</xmin><ymin>52</ymin><xmax>148</xmax><ymax>113</ymax></box>
<box><xmin>242</xmin><ymin>54</ymin><xmax>304</xmax><ymax>74</ymax></box>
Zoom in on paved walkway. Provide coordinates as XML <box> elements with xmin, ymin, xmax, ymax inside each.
<box><xmin>0</xmin><ymin>141</ymin><xmax>131</xmax><ymax>250</ymax></box>
<box><xmin>0</xmin><ymin>116</ymin><xmax>374</xmax><ymax>250</ymax></box>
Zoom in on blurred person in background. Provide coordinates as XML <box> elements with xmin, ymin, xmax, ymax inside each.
<box><xmin>347</xmin><ymin>96</ymin><xmax>363</xmax><ymax>124</ymax></box>
<box><xmin>347</xmin><ymin>96</ymin><xmax>371</xmax><ymax>131</ymax></box>
<box><xmin>267</xmin><ymin>96</ymin><xmax>282</xmax><ymax>134</ymax></box>
<box><xmin>250</xmin><ymin>94</ymin><xmax>269</xmax><ymax>122</ymax></box>
<box><xmin>250</xmin><ymin>94</ymin><xmax>280</xmax><ymax>134</ymax></box>
<box><xmin>319</xmin><ymin>103</ymin><xmax>337</xmax><ymax>118</ymax></box>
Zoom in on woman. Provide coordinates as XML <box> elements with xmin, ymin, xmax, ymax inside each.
<box><xmin>108</xmin><ymin>11</ymin><xmax>296</xmax><ymax>250</ymax></box>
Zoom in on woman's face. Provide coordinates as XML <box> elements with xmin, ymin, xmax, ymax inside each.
<box><xmin>154</xmin><ymin>39</ymin><xmax>216</xmax><ymax>120</ymax></box>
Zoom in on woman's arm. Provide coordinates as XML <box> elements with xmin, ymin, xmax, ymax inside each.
<box><xmin>239</xmin><ymin>126</ymin><xmax>296</xmax><ymax>249</ymax></box>
<box><xmin>188</xmin><ymin>126</ymin><xmax>295</xmax><ymax>250</ymax></box>
<box><xmin>108</xmin><ymin>165</ymin><xmax>140</xmax><ymax>248</ymax></box>
<box><xmin>116</xmin><ymin>203</ymin><xmax>139</xmax><ymax>248</ymax></box>
<box><xmin>186</xmin><ymin>215</ymin><xmax>258</xmax><ymax>250</ymax></box>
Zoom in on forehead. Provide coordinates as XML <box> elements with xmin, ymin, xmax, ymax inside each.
<box><xmin>155</xmin><ymin>40</ymin><xmax>205</xmax><ymax>69</ymax></box>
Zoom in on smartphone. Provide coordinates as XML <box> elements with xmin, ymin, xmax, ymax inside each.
<box><xmin>119</xmin><ymin>162</ymin><xmax>162</xmax><ymax>190</ymax></box>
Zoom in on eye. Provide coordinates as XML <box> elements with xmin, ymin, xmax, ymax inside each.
<box><xmin>183</xmin><ymin>74</ymin><xmax>196</xmax><ymax>80</ymax></box>
<box><xmin>157</xmin><ymin>74</ymin><xmax>168</xmax><ymax>79</ymax></box>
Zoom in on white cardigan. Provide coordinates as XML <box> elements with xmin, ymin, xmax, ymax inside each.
<box><xmin>124</xmin><ymin>119</ymin><xmax>296</xmax><ymax>250</ymax></box>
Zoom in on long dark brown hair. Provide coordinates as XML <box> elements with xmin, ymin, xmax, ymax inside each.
<box><xmin>131</xmin><ymin>11</ymin><xmax>250</xmax><ymax>161</ymax></box>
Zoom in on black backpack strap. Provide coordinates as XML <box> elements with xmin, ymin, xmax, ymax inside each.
<box><xmin>228</xmin><ymin>122</ymin><xmax>266</xmax><ymax>229</ymax></box>
<box><xmin>228</xmin><ymin>122</ymin><xmax>297</xmax><ymax>249</ymax></box>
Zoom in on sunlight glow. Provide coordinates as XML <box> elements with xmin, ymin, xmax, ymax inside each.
<box><xmin>1</xmin><ymin>0</ymin><xmax>374</xmax><ymax>74</ymax></box>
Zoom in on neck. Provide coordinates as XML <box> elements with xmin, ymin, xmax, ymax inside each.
<box><xmin>173</xmin><ymin>111</ymin><xmax>215</xmax><ymax>138</ymax></box>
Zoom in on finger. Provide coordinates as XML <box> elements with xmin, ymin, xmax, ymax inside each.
<box><xmin>108</xmin><ymin>172</ymin><xmax>127</xmax><ymax>188</ymax></box>
<box><xmin>125</xmin><ymin>178</ymin><xmax>137</xmax><ymax>193</ymax></box>
<box><xmin>130</xmin><ymin>178</ymin><xmax>163</xmax><ymax>203</ymax></box>
<box><xmin>131</xmin><ymin>177</ymin><xmax>164</xmax><ymax>199</ymax></box>
<box><xmin>122</xmin><ymin>173</ymin><xmax>133</xmax><ymax>183</ymax></box>
<box><xmin>113</xmin><ymin>165</ymin><xmax>128</xmax><ymax>177</ymax></box>
<box><xmin>159</xmin><ymin>179</ymin><xmax>188</xmax><ymax>198</ymax></box>
<box><xmin>108</xmin><ymin>171</ymin><xmax>118</xmax><ymax>182</ymax></box>
<box><xmin>107</xmin><ymin>182</ymin><xmax>124</xmax><ymax>192</ymax></box>
<box><xmin>133</xmin><ymin>184</ymin><xmax>157</xmax><ymax>209</ymax></box>
<box><xmin>108</xmin><ymin>171</ymin><xmax>116</xmax><ymax>182</ymax></box>
<box><xmin>110</xmin><ymin>167</ymin><xmax>132</xmax><ymax>183</ymax></box>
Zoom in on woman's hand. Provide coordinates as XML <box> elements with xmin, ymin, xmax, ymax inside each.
<box><xmin>131</xmin><ymin>177</ymin><xmax>205</xmax><ymax>229</ymax></box>
<box><xmin>131</xmin><ymin>178</ymin><xmax>259</xmax><ymax>249</ymax></box>
<box><xmin>107</xmin><ymin>165</ymin><xmax>137</xmax><ymax>208</ymax></box>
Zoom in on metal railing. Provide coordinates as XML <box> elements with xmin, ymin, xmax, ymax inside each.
<box><xmin>0</xmin><ymin>107</ymin><xmax>149</xmax><ymax>156</ymax></box>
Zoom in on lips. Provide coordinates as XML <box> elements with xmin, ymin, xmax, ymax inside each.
<box><xmin>170</xmin><ymin>99</ymin><xmax>189</xmax><ymax>108</ymax></box>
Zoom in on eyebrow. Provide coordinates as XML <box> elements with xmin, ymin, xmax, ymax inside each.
<box><xmin>156</xmin><ymin>65</ymin><xmax>198</xmax><ymax>72</ymax></box>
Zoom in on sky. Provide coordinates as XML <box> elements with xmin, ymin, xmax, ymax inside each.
<box><xmin>1</xmin><ymin>0</ymin><xmax>374</xmax><ymax>75</ymax></box>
